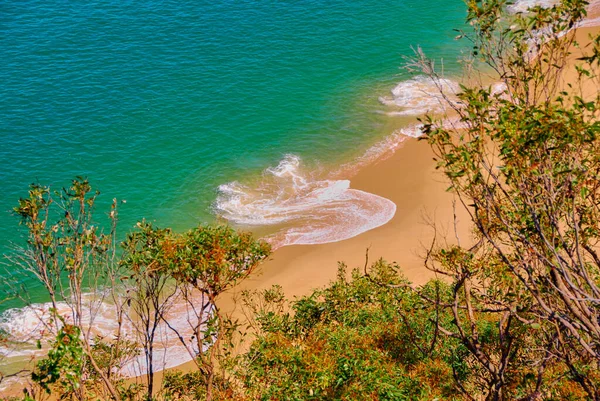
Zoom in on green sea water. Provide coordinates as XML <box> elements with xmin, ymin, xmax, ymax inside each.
<box><xmin>0</xmin><ymin>0</ymin><xmax>467</xmax><ymax>307</ymax></box>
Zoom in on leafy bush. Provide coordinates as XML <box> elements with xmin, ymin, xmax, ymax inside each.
<box><xmin>235</xmin><ymin>261</ymin><xmax>462</xmax><ymax>401</ymax></box>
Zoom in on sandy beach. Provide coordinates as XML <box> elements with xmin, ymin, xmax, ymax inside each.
<box><xmin>217</xmin><ymin>7</ymin><xmax>600</xmax><ymax>328</ymax></box>
<box><xmin>216</xmin><ymin>136</ymin><xmax>471</xmax><ymax>322</ymax></box>
<box><xmin>1</xmin><ymin>3</ymin><xmax>599</xmax><ymax>398</ymax></box>
<box><xmin>129</xmin><ymin>10</ymin><xmax>600</xmax><ymax>393</ymax></box>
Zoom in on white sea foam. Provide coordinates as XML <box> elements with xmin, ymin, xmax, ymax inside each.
<box><xmin>0</xmin><ymin>296</ymin><xmax>125</xmax><ymax>347</ymax></box>
<box><xmin>0</xmin><ymin>304</ymin><xmax>54</xmax><ymax>341</ymax></box>
<box><xmin>589</xmin><ymin>0</ymin><xmax>600</xmax><ymax>16</ymax></box>
<box><xmin>0</xmin><ymin>289</ymin><xmax>213</xmax><ymax>380</ymax></box>
<box><xmin>504</xmin><ymin>0</ymin><xmax>600</xmax><ymax>62</ymax></box>
<box><xmin>119</xmin><ymin>292</ymin><xmax>214</xmax><ymax>377</ymax></box>
<box><xmin>378</xmin><ymin>75</ymin><xmax>459</xmax><ymax>116</ymax></box>
<box><xmin>579</xmin><ymin>15</ymin><xmax>600</xmax><ymax>28</ymax></box>
<box><xmin>4</xmin><ymin>0</ymin><xmax>599</xmax><ymax>390</ymax></box>
<box><xmin>508</xmin><ymin>0</ymin><xmax>559</xmax><ymax>14</ymax></box>
<box><xmin>121</xmin><ymin>344</ymin><xmax>195</xmax><ymax>377</ymax></box>
<box><xmin>0</xmin><ymin>299</ymin><xmax>130</xmax><ymax>384</ymax></box>
<box><xmin>216</xmin><ymin>76</ymin><xmax>461</xmax><ymax>248</ymax></box>
<box><xmin>215</xmin><ymin>155</ymin><xmax>396</xmax><ymax>248</ymax></box>
<box><xmin>507</xmin><ymin>0</ymin><xmax>600</xmax><ymax>41</ymax></box>
<box><xmin>508</xmin><ymin>0</ymin><xmax>600</xmax><ymax>23</ymax></box>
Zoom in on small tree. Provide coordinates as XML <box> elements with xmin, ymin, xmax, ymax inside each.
<box><xmin>163</xmin><ymin>225</ymin><xmax>270</xmax><ymax>401</ymax></box>
<box><xmin>8</xmin><ymin>178</ymin><xmax>271</xmax><ymax>400</ymax></box>
<box><xmin>11</xmin><ymin>178</ymin><xmax>128</xmax><ymax>400</ymax></box>
<box><xmin>121</xmin><ymin>221</ymin><xmax>178</xmax><ymax>401</ymax></box>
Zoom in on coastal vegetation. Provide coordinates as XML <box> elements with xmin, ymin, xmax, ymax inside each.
<box><xmin>3</xmin><ymin>179</ymin><xmax>270</xmax><ymax>400</ymax></box>
<box><xmin>2</xmin><ymin>0</ymin><xmax>600</xmax><ymax>400</ymax></box>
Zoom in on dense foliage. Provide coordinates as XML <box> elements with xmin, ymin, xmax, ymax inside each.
<box><xmin>416</xmin><ymin>0</ymin><xmax>600</xmax><ymax>399</ymax></box>
<box><xmin>234</xmin><ymin>262</ymin><xmax>460</xmax><ymax>401</ymax></box>
<box><xmin>2</xmin><ymin>179</ymin><xmax>270</xmax><ymax>401</ymax></box>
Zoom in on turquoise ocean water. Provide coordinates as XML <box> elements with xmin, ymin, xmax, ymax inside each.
<box><xmin>0</xmin><ymin>0</ymin><xmax>466</xmax><ymax>308</ymax></box>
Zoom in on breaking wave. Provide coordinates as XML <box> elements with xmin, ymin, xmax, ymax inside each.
<box><xmin>378</xmin><ymin>75</ymin><xmax>459</xmax><ymax>116</ymax></box>
<box><xmin>215</xmin><ymin>154</ymin><xmax>397</xmax><ymax>248</ymax></box>
<box><xmin>0</xmin><ymin>290</ymin><xmax>213</xmax><ymax>388</ymax></box>
<box><xmin>214</xmin><ymin>76</ymin><xmax>463</xmax><ymax>249</ymax></box>
<box><xmin>507</xmin><ymin>0</ymin><xmax>559</xmax><ymax>14</ymax></box>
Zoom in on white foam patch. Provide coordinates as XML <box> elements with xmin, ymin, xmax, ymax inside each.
<box><xmin>508</xmin><ymin>0</ymin><xmax>559</xmax><ymax>14</ymax></box>
<box><xmin>0</xmin><ymin>304</ymin><xmax>54</xmax><ymax>341</ymax></box>
<box><xmin>0</xmin><ymin>295</ymin><xmax>123</xmax><ymax>343</ymax></box>
<box><xmin>490</xmin><ymin>81</ymin><xmax>515</xmax><ymax>101</ymax></box>
<box><xmin>508</xmin><ymin>0</ymin><xmax>600</xmax><ymax>23</ymax></box>
<box><xmin>522</xmin><ymin>13</ymin><xmax>600</xmax><ymax>60</ymax></box>
<box><xmin>579</xmin><ymin>15</ymin><xmax>600</xmax><ymax>27</ymax></box>
<box><xmin>119</xmin><ymin>291</ymin><xmax>214</xmax><ymax>377</ymax></box>
<box><xmin>276</xmin><ymin>189</ymin><xmax>395</xmax><ymax>246</ymax></box>
<box><xmin>0</xmin><ymin>289</ymin><xmax>213</xmax><ymax>381</ymax></box>
<box><xmin>589</xmin><ymin>0</ymin><xmax>600</xmax><ymax>16</ymax></box>
<box><xmin>215</xmin><ymin>155</ymin><xmax>396</xmax><ymax>248</ymax></box>
<box><xmin>378</xmin><ymin>75</ymin><xmax>459</xmax><ymax>116</ymax></box>
<box><xmin>0</xmin><ymin>299</ymin><xmax>131</xmax><ymax>386</ymax></box>
<box><xmin>504</xmin><ymin>0</ymin><xmax>600</xmax><ymax>61</ymax></box>
<box><xmin>120</xmin><ymin>344</ymin><xmax>195</xmax><ymax>377</ymax></box>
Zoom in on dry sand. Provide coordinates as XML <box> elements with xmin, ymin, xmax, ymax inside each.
<box><xmin>139</xmin><ymin>9</ymin><xmax>600</xmax><ymax>389</ymax></box>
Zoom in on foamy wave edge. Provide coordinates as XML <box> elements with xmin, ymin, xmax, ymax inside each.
<box><xmin>0</xmin><ymin>291</ymin><xmax>214</xmax><ymax>392</ymax></box>
<box><xmin>214</xmin><ymin>154</ymin><xmax>400</xmax><ymax>249</ymax></box>
<box><xmin>508</xmin><ymin>0</ymin><xmax>600</xmax><ymax>25</ymax></box>
<box><xmin>378</xmin><ymin>75</ymin><xmax>460</xmax><ymax>116</ymax></box>
<box><xmin>213</xmin><ymin>75</ymin><xmax>458</xmax><ymax>249</ymax></box>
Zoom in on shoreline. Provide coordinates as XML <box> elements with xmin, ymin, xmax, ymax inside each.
<box><xmin>215</xmin><ymin>1</ymin><xmax>600</xmax><ymax>354</ymax></box>
<box><xmin>132</xmin><ymin>135</ymin><xmax>474</xmax><ymax>389</ymax></box>
<box><xmin>219</xmin><ymin>137</ymin><xmax>467</xmax><ymax>307</ymax></box>
<box><xmin>2</xmin><ymin>2</ymin><xmax>600</xmax><ymax>397</ymax></box>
